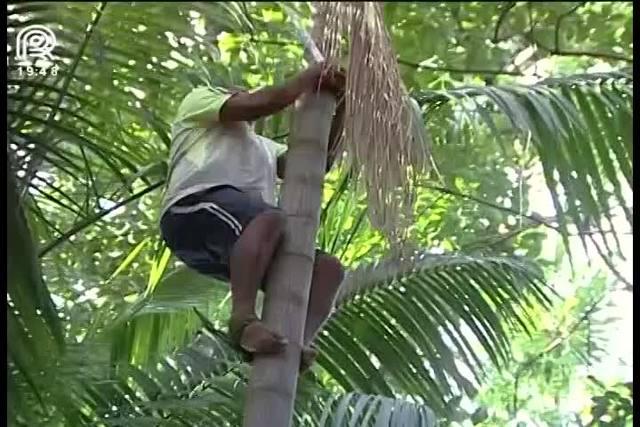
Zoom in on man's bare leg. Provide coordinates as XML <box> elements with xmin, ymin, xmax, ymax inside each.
<box><xmin>228</xmin><ymin>210</ymin><xmax>287</xmax><ymax>354</ymax></box>
<box><xmin>300</xmin><ymin>253</ymin><xmax>345</xmax><ymax>370</ymax></box>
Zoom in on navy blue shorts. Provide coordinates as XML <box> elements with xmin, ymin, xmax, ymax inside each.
<box><xmin>160</xmin><ymin>185</ymin><xmax>278</xmax><ymax>281</ymax></box>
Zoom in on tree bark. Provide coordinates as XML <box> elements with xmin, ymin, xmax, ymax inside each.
<box><xmin>243</xmin><ymin>91</ymin><xmax>337</xmax><ymax>427</ymax></box>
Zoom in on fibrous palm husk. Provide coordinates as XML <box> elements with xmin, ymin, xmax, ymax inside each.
<box><xmin>312</xmin><ymin>2</ymin><xmax>431</xmax><ymax>251</ymax></box>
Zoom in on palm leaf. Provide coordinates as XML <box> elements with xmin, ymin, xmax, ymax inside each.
<box><xmin>8</xmin><ymin>2</ymin><xmax>309</xmax><ymax>256</ymax></box>
<box><xmin>415</xmin><ymin>72</ymin><xmax>633</xmax><ymax>265</ymax></box>
<box><xmin>8</xmin><ymin>2</ymin><xmax>615</xmax><ymax>425</ymax></box>
<box><xmin>8</xmin><ymin>2</ymin><xmax>259</xmax><ymax>245</ymax></box>
<box><xmin>97</xmin><ymin>249</ymin><xmax>551</xmax><ymax>419</ymax></box>
<box><xmin>10</xmin><ymin>325</ymin><xmax>245</xmax><ymax>426</ymax></box>
<box><xmin>322</xmin><ymin>252</ymin><xmax>551</xmax><ymax>416</ymax></box>
<box><xmin>312</xmin><ymin>392</ymin><xmax>437</xmax><ymax>427</ymax></box>
<box><xmin>7</xmin><ymin>157</ymin><xmax>64</xmax><ymax>388</ymax></box>
<box><xmin>16</xmin><ymin>320</ymin><xmax>438</xmax><ymax>426</ymax></box>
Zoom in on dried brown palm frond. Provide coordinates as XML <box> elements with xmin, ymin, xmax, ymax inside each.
<box><xmin>312</xmin><ymin>2</ymin><xmax>431</xmax><ymax>251</ymax></box>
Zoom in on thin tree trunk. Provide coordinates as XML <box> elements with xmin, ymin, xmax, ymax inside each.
<box><xmin>243</xmin><ymin>91</ymin><xmax>337</xmax><ymax>427</ymax></box>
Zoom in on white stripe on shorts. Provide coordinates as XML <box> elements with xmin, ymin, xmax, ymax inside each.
<box><xmin>169</xmin><ymin>201</ymin><xmax>242</xmax><ymax>236</ymax></box>
<box><xmin>205</xmin><ymin>205</ymin><xmax>242</xmax><ymax>236</ymax></box>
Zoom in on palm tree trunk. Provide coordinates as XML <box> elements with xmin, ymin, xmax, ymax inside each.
<box><xmin>243</xmin><ymin>91</ymin><xmax>337</xmax><ymax>427</ymax></box>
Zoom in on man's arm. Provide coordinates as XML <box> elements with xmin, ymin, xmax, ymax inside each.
<box><xmin>219</xmin><ymin>79</ymin><xmax>305</xmax><ymax>123</ymax></box>
<box><xmin>276</xmin><ymin>96</ymin><xmax>345</xmax><ymax>179</ymax></box>
<box><xmin>176</xmin><ymin>64</ymin><xmax>345</xmax><ymax>129</ymax></box>
<box><xmin>219</xmin><ymin>63</ymin><xmax>334</xmax><ymax>123</ymax></box>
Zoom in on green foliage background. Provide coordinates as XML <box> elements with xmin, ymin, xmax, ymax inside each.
<box><xmin>7</xmin><ymin>2</ymin><xmax>632</xmax><ymax>426</ymax></box>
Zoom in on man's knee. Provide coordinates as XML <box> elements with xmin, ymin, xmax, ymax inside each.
<box><xmin>258</xmin><ymin>210</ymin><xmax>286</xmax><ymax>243</ymax></box>
<box><xmin>314</xmin><ymin>253</ymin><xmax>345</xmax><ymax>288</ymax></box>
<box><xmin>231</xmin><ymin>210</ymin><xmax>285</xmax><ymax>261</ymax></box>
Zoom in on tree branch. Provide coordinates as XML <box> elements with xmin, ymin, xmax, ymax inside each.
<box><xmin>422</xmin><ymin>183</ymin><xmax>559</xmax><ymax>230</ymax></box>
<box><xmin>585</xmin><ymin>233</ymin><xmax>633</xmax><ymax>291</ymax></box>
<box><xmin>548</xmin><ymin>47</ymin><xmax>632</xmax><ymax>63</ymax></box>
<box><xmin>512</xmin><ymin>294</ymin><xmax>604</xmax><ymax>415</ymax></box>
<box><xmin>21</xmin><ymin>2</ymin><xmax>108</xmax><ymax>198</ymax></box>
<box><xmin>38</xmin><ymin>180</ymin><xmax>165</xmax><ymax>258</ymax></box>
<box><xmin>271</xmin><ymin>132</ymin><xmax>289</xmax><ymax>141</ymax></box>
<box><xmin>527</xmin><ymin>2</ymin><xmax>538</xmax><ymax>41</ymax></box>
<box><xmin>423</xmin><ymin>183</ymin><xmax>632</xmax><ymax>263</ymax></box>
<box><xmin>397</xmin><ymin>58</ymin><xmax>524</xmax><ymax>76</ymax></box>
<box><xmin>493</xmin><ymin>2</ymin><xmax>517</xmax><ymax>43</ymax></box>
<box><xmin>525</xmin><ymin>34</ymin><xmax>632</xmax><ymax>63</ymax></box>
<box><xmin>461</xmin><ymin>224</ymin><xmax>537</xmax><ymax>252</ymax></box>
<box><xmin>555</xmin><ymin>2</ymin><xmax>588</xmax><ymax>53</ymax></box>
<box><xmin>238</xmin><ymin>36</ymin><xmax>526</xmax><ymax>77</ymax></box>
<box><xmin>424</xmin><ymin>183</ymin><xmax>631</xmax><ymax>234</ymax></box>
<box><xmin>489</xmin><ymin>2</ymin><xmax>633</xmax><ymax>65</ymax></box>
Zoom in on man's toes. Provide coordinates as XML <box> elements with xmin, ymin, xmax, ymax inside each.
<box><xmin>240</xmin><ymin>321</ymin><xmax>288</xmax><ymax>354</ymax></box>
<box><xmin>228</xmin><ymin>313</ymin><xmax>259</xmax><ymax>348</ymax></box>
<box><xmin>300</xmin><ymin>346</ymin><xmax>319</xmax><ymax>373</ymax></box>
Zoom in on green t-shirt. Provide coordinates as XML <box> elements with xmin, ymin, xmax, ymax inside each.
<box><xmin>160</xmin><ymin>85</ymin><xmax>287</xmax><ymax>218</ymax></box>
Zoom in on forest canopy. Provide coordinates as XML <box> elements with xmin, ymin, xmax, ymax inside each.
<box><xmin>7</xmin><ymin>2</ymin><xmax>632</xmax><ymax>426</ymax></box>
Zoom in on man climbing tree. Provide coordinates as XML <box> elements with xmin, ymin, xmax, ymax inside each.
<box><xmin>159</xmin><ymin>62</ymin><xmax>346</xmax><ymax>370</ymax></box>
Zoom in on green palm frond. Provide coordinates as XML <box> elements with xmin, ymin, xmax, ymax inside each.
<box><xmin>8</xmin><ymin>2</ymin><xmax>307</xmax><ymax>256</ymax></box>
<box><xmin>321</xmin><ymin>252</ymin><xmax>551</xmax><ymax>415</ymax></box>
<box><xmin>317</xmin><ymin>168</ymin><xmax>384</xmax><ymax>265</ymax></box>
<box><xmin>8</xmin><ymin>2</ymin><xmax>624</xmax><ymax>425</ymax></box>
<box><xmin>311</xmin><ymin>393</ymin><xmax>437</xmax><ymax>427</ymax></box>
<box><xmin>8</xmin><ymin>2</ymin><xmax>260</xmax><ymax>244</ymax></box>
<box><xmin>12</xmin><ymin>316</ymin><xmax>438</xmax><ymax>426</ymax></box>
<box><xmin>8</xmin><ymin>159</ymin><xmax>65</xmax><ymax>424</ymax></box>
<box><xmin>92</xmin><ymin>250</ymin><xmax>550</xmax><ymax>419</ymax></box>
<box><xmin>107</xmin><ymin>265</ymin><xmax>233</xmax><ymax>366</ymax></box>
<box><xmin>10</xmin><ymin>323</ymin><xmax>246</xmax><ymax>426</ymax></box>
<box><xmin>415</xmin><ymin>72</ymin><xmax>633</xmax><ymax>263</ymax></box>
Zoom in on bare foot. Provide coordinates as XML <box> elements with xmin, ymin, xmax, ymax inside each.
<box><xmin>240</xmin><ymin>321</ymin><xmax>288</xmax><ymax>353</ymax></box>
<box><xmin>300</xmin><ymin>345</ymin><xmax>318</xmax><ymax>373</ymax></box>
<box><xmin>229</xmin><ymin>314</ymin><xmax>287</xmax><ymax>354</ymax></box>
